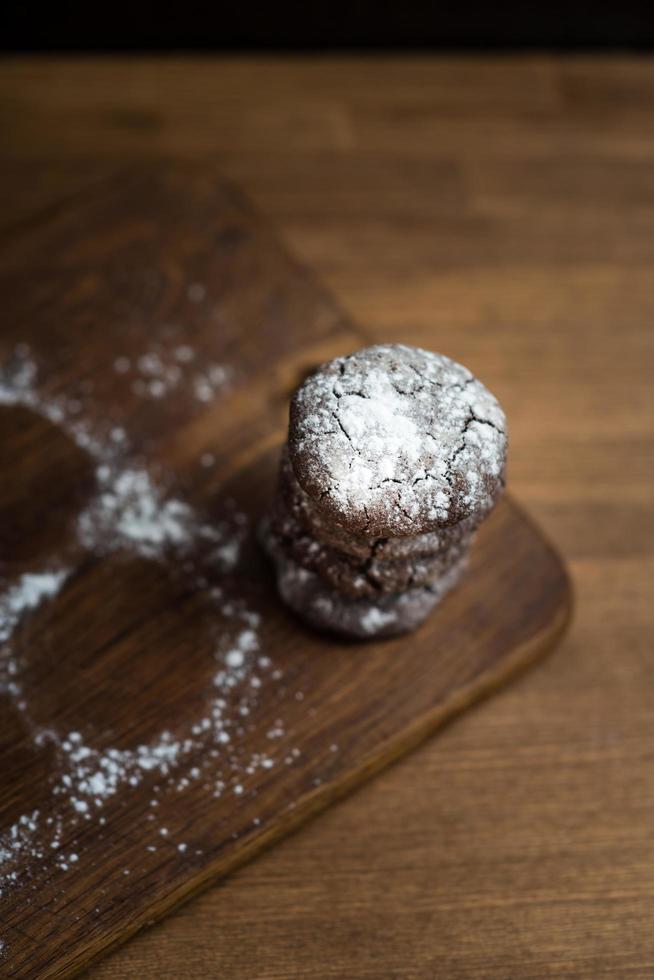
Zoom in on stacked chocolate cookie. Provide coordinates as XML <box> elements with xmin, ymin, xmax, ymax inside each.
<box><xmin>261</xmin><ymin>344</ymin><xmax>507</xmax><ymax>639</ymax></box>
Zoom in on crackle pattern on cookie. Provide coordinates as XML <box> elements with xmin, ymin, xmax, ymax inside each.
<box><xmin>269</xmin><ymin>550</ymin><xmax>468</xmax><ymax>640</ymax></box>
<box><xmin>276</xmin><ymin>446</ymin><xmax>478</xmax><ymax>562</ymax></box>
<box><xmin>289</xmin><ymin>345</ymin><xmax>506</xmax><ymax>536</ymax></box>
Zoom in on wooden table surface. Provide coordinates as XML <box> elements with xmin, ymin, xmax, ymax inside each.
<box><xmin>1</xmin><ymin>55</ymin><xmax>652</xmax><ymax>979</ymax></box>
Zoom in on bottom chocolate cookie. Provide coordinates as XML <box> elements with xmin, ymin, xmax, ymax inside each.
<box><xmin>262</xmin><ymin>508</ymin><xmax>473</xmax><ymax>599</ymax></box>
<box><xmin>265</xmin><ymin>548</ymin><xmax>467</xmax><ymax>640</ymax></box>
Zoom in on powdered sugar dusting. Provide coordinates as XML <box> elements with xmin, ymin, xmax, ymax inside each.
<box><xmin>291</xmin><ymin>344</ymin><xmax>506</xmax><ymax>535</ymax></box>
<box><xmin>112</xmin><ymin>338</ymin><xmax>233</xmax><ymax>403</ymax></box>
<box><xmin>0</xmin><ymin>570</ymin><xmax>70</xmax><ymax>714</ymax></box>
<box><xmin>359</xmin><ymin>606</ymin><xmax>397</xmax><ymax>634</ymax></box>
<box><xmin>0</xmin><ymin>345</ymin><xmax>303</xmax><ymax>915</ymax></box>
<box><xmin>0</xmin><ymin>571</ymin><xmax>69</xmax><ymax>648</ymax></box>
<box><xmin>77</xmin><ymin>465</ymin><xmax>224</xmax><ymax>560</ymax></box>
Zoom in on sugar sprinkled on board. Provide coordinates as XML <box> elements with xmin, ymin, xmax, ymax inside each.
<box><xmin>0</xmin><ymin>570</ymin><xmax>70</xmax><ymax>709</ymax></box>
<box><xmin>174</xmin><ymin>345</ymin><xmax>195</xmax><ymax>363</ymax></box>
<box><xmin>111</xmin><ymin>337</ymin><xmax>233</xmax><ymax>404</ymax></box>
<box><xmin>0</xmin><ymin>571</ymin><xmax>69</xmax><ymax>648</ymax></box>
<box><xmin>78</xmin><ymin>465</ymin><xmax>221</xmax><ymax>559</ymax></box>
<box><xmin>0</xmin><ymin>345</ymin><xmax>305</xmax><ymax>904</ymax></box>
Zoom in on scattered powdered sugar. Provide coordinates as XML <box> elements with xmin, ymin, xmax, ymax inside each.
<box><xmin>112</xmin><ymin>338</ymin><xmax>233</xmax><ymax>403</ymax></box>
<box><xmin>0</xmin><ymin>345</ymin><xmax>304</xmax><ymax>909</ymax></box>
<box><xmin>225</xmin><ymin>649</ymin><xmax>245</xmax><ymax>669</ymax></box>
<box><xmin>0</xmin><ymin>344</ymin><xmax>35</xmax><ymax>404</ymax></box>
<box><xmin>0</xmin><ymin>346</ymin><xmax>123</xmax><ymax>462</ymax></box>
<box><xmin>0</xmin><ymin>571</ymin><xmax>69</xmax><ymax>648</ymax></box>
<box><xmin>78</xmin><ymin>465</ymin><xmax>224</xmax><ymax>560</ymax></box>
<box><xmin>214</xmin><ymin>625</ymin><xmax>260</xmax><ymax>691</ymax></box>
<box><xmin>0</xmin><ymin>570</ymin><xmax>70</xmax><ymax>712</ymax></box>
<box><xmin>359</xmin><ymin>606</ymin><xmax>397</xmax><ymax>634</ymax></box>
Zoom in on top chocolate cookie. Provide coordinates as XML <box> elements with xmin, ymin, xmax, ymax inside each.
<box><xmin>288</xmin><ymin>344</ymin><xmax>507</xmax><ymax>536</ymax></box>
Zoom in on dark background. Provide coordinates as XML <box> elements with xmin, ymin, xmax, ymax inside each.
<box><xmin>1</xmin><ymin>0</ymin><xmax>653</xmax><ymax>51</ymax></box>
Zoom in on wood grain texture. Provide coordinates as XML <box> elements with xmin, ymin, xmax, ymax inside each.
<box><xmin>0</xmin><ymin>55</ymin><xmax>652</xmax><ymax>979</ymax></box>
<box><xmin>0</xmin><ymin>166</ymin><xmax>569</xmax><ymax>977</ymax></box>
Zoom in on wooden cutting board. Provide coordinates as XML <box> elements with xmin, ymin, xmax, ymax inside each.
<box><xmin>0</xmin><ymin>167</ymin><xmax>571</xmax><ymax>980</ymax></box>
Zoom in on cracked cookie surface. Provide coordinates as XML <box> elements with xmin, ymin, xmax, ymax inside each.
<box><xmin>262</xmin><ymin>504</ymin><xmax>474</xmax><ymax>600</ymax></box>
<box><xmin>275</xmin><ymin>445</ymin><xmax>478</xmax><ymax>562</ymax></box>
<box><xmin>289</xmin><ymin>344</ymin><xmax>507</xmax><ymax>536</ymax></box>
